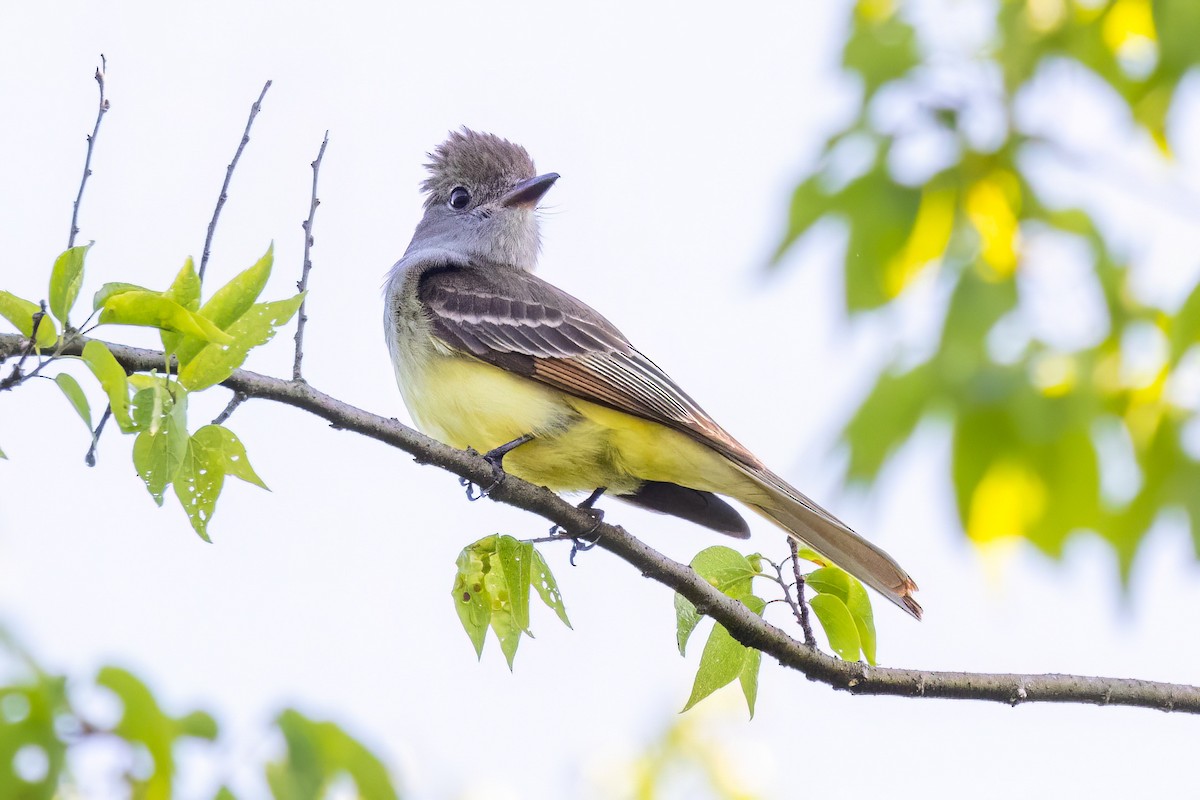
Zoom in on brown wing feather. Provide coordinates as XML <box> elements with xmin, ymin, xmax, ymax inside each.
<box><xmin>418</xmin><ymin>262</ymin><xmax>760</xmax><ymax>466</ymax></box>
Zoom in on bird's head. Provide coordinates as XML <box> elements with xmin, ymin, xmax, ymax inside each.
<box><xmin>409</xmin><ymin>128</ymin><xmax>558</xmax><ymax>271</ymax></box>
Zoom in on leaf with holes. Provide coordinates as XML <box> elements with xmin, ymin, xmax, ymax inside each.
<box><xmin>451</xmin><ymin>542</ymin><xmax>493</xmax><ymax>658</ymax></box>
<box><xmin>174</xmin><ymin>431</ymin><xmax>224</xmax><ymax>541</ymax></box>
<box><xmin>194</xmin><ymin>425</ymin><xmax>266</xmax><ymax>488</ymax></box>
<box><xmin>132</xmin><ymin>390</ymin><xmax>189</xmax><ymax>506</ymax></box>
<box><xmin>531</xmin><ymin>548</ymin><xmax>570</xmax><ymax>628</ymax></box>
<box><xmin>179</xmin><ymin>293</ymin><xmax>304</xmax><ymax>391</ymax></box>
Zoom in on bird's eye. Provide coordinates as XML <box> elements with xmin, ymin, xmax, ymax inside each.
<box><xmin>448</xmin><ymin>187</ymin><xmax>471</xmax><ymax>210</ymax></box>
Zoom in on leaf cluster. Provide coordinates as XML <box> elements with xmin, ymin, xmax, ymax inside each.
<box><xmin>1</xmin><ymin>245</ymin><xmax>302</xmax><ymax>539</ymax></box>
<box><xmin>775</xmin><ymin>0</ymin><xmax>1200</xmax><ymax>576</ymax></box>
<box><xmin>0</xmin><ymin>632</ymin><xmax>399</xmax><ymax>799</ymax></box>
<box><xmin>673</xmin><ymin>546</ymin><xmax>876</xmax><ymax>716</ymax></box>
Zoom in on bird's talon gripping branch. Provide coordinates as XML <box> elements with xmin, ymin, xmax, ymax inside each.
<box><xmin>460</xmin><ymin>435</ymin><xmax>535</xmax><ymax>501</ymax></box>
<box><xmin>551</xmin><ymin>487</ymin><xmax>606</xmax><ymax>565</ymax></box>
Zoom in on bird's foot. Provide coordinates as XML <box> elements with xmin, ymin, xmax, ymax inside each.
<box><xmin>460</xmin><ymin>435</ymin><xmax>535</xmax><ymax>501</ymax></box>
<box><xmin>546</xmin><ymin>487</ymin><xmax>607</xmax><ymax>564</ymax></box>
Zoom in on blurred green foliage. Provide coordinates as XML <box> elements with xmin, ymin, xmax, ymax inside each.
<box><xmin>776</xmin><ymin>0</ymin><xmax>1200</xmax><ymax>577</ymax></box>
<box><xmin>0</xmin><ymin>631</ymin><xmax>400</xmax><ymax>799</ymax></box>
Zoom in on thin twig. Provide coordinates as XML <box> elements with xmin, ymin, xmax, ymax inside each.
<box><xmin>68</xmin><ymin>56</ymin><xmax>109</xmax><ymax>249</ymax></box>
<box><xmin>292</xmin><ymin>131</ymin><xmax>329</xmax><ymax>381</ymax></box>
<box><xmin>787</xmin><ymin>539</ymin><xmax>817</xmax><ymax>647</ymax></box>
<box><xmin>198</xmin><ymin>80</ymin><xmax>272</xmax><ymax>283</ymax></box>
<box><xmin>85</xmin><ymin>405</ymin><xmax>112</xmax><ymax>467</ymax></box>
<box><xmin>764</xmin><ymin>555</ymin><xmax>815</xmax><ymax>648</ymax></box>
<box><xmin>4</xmin><ymin>330</ymin><xmax>1199</xmax><ymax>714</ymax></box>
<box><xmin>212</xmin><ymin>391</ymin><xmax>248</xmax><ymax>425</ymax></box>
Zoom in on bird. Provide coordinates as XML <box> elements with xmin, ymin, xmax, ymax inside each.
<box><xmin>384</xmin><ymin>129</ymin><xmax>921</xmax><ymax>619</ymax></box>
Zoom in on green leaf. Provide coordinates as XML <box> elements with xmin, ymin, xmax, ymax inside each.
<box><xmin>772</xmin><ymin>175</ymin><xmax>833</xmax><ymax>264</ymax></box>
<box><xmin>497</xmin><ymin>535</ymin><xmax>533</xmax><ymax>633</ymax></box>
<box><xmin>164</xmin><ymin>258</ymin><xmax>202</xmax><ymax>312</ymax></box>
<box><xmin>688</xmin><ymin>546</ymin><xmax>757</xmax><ymax>599</ymax></box>
<box><xmin>804</xmin><ymin>565</ymin><xmax>876</xmax><ymax>662</ymax></box>
<box><xmin>450</xmin><ymin>536</ymin><xmax>567</xmax><ymax>668</ymax></box>
<box><xmin>175</xmin><ymin>246</ymin><xmax>273</xmax><ymax>366</ymax></box>
<box><xmin>842</xmin><ymin>362</ymin><xmax>934</xmax><ymax>482</ymax></box>
<box><xmin>810</xmin><ymin>593</ymin><xmax>862</xmax><ymax>661</ymax></box>
<box><xmin>682</xmin><ymin>621</ymin><xmax>748</xmax><ymax>712</ymax></box>
<box><xmin>674</xmin><ymin>592</ymin><xmax>703</xmax><ymax>656</ymax></box>
<box><xmin>739</xmin><ymin>645</ymin><xmax>762</xmax><ymax>718</ymax></box>
<box><xmin>0</xmin><ymin>444</ymin><xmax>6</xmax><ymax>459</ymax></box>
<box><xmin>171</xmin><ymin>425</ymin><xmax>266</xmax><ymax>541</ymax></box>
<box><xmin>793</xmin><ymin>546</ymin><xmax>830</xmax><ymax>567</ymax></box>
<box><xmin>179</xmin><ymin>293</ymin><xmax>304</xmax><ymax>391</ymax></box>
<box><xmin>806</xmin><ymin>565</ymin><xmax>853</xmax><ymax>600</ymax></box>
<box><xmin>1170</xmin><ymin>280</ymin><xmax>1200</xmax><ymax>365</ymax></box>
<box><xmin>844</xmin><ymin>577</ymin><xmax>877</xmax><ymax>666</ymax></box>
<box><xmin>267</xmin><ymin>709</ymin><xmax>399</xmax><ymax>800</ymax></box>
<box><xmin>161</xmin><ymin>258</ymin><xmax>202</xmax><ymax>355</ymax></box>
<box><xmin>96</xmin><ymin>665</ymin><xmax>216</xmax><ymax>799</ymax></box>
<box><xmin>738</xmin><ymin>595</ymin><xmax>765</xmax><ymax>717</ymax></box>
<box><xmin>80</xmin><ymin>340</ymin><xmax>133</xmax><ymax>432</ymax></box>
<box><xmin>840</xmin><ymin>166</ymin><xmax>922</xmax><ymax>312</ymax></box>
<box><xmin>0</xmin><ymin>290</ymin><xmax>57</xmax><ymax>347</ymax></box>
<box><xmin>99</xmin><ymin>291</ymin><xmax>234</xmax><ymax>344</ymax></box>
<box><xmin>54</xmin><ymin>373</ymin><xmax>92</xmax><ymax>430</ymax></box>
<box><xmin>1153</xmin><ymin>0</ymin><xmax>1200</xmax><ymax>80</ymax></box>
<box><xmin>92</xmin><ymin>282</ymin><xmax>151</xmax><ymax>311</ymax></box>
<box><xmin>842</xmin><ymin>7</ymin><xmax>919</xmax><ymax>97</ymax></box>
<box><xmin>0</xmin><ymin>668</ymin><xmax>69</xmax><ymax>799</ymax></box>
<box><xmin>48</xmin><ymin>244</ymin><xmax>90</xmax><ymax>325</ymax></box>
<box><xmin>486</xmin><ymin>583</ymin><xmax>523</xmax><ymax>669</ymax></box>
<box><xmin>531</xmin><ymin>548</ymin><xmax>571</xmax><ymax>628</ymax></box>
<box><xmin>677</xmin><ymin>546</ymin><xmax>759</xmax><ymax>656</ymax></box>
<box><xmin>130</xmin><ymin>382</ymin><xmax>165</xmax><ymax>435</ymax></box>
<box><xmin>452</xmin><ymin>541</ymin><xmax>493</xmax><ymax>658</ymax></box>
<box><xmin>177</xmin><ymin>710</ymin><xmax>219</xmax><ymax>740</ymax></box>
<box><xmin>132</xmin><ymin>390</ymin><xmax>189</xmax><ymax>506</ymax></box>
<box><xmin>174</xmin><ymin>431</ymin><xmax>225</xmax><ymax>542</ymax></box>
<box><xmin>194</xmin><ymin>424</ymin><xmax>267</xmax><ymax>488</ymax></box>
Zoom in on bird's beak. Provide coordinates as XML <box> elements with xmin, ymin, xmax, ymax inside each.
<box><xmin>501</xmin><ymin>172</ymin><xmax>560</xmax><ymax>208</ymax></box>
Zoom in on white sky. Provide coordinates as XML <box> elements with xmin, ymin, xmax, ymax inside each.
<box><xmin>2</xmin><ymin>2</ymin><xmax>1199</xmax><ymax>798</ymax></box>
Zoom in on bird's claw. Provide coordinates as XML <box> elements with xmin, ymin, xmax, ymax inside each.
<box><xmin>459</xmin><ymin>446</ymin><xmax>508</xmax><ymax>501</ymax></box>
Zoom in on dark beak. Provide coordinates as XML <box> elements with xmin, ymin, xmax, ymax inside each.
<box><xmin>500</xmin><ymin>172</ymin><xmax>560</xmax><ymax>208</ymax></box>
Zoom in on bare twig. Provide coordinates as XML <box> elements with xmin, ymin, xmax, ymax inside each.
<box><xmin>787</xmin><ymin>539</ymin><xmax>816</xmax><ymax>647</ymax></box>
<box><xmin>765</xmin><ymin>553</ymin><xmax>816</xmax><ymax>648</ymax></box>
<box><xmin>68</xmin><ymin>56</ymin><xmax>109</xmax><ymax>249</ymax></box>
<box><xmin>198</xmin><ymin>80</ymin><xmax>272</xmax><ymax>283</ymax></box>
<box><xmin>212</xmin><ymin>391</ymin><xmax>248</xmax><ymax>425</ymax></box>
<box><xmin>85</xmin><ymin>405</ymin><xmax>113</xmax><ymax>467</ymax></box>
<box><xmin>4</xmin><ymin>329</ymin><xmax>1198</xmax><ymax>714</ymax></box>
<box><xmin>292</xmin><ymin>132</ymin><xmax>329</xmax><ymax>381</ymax></box>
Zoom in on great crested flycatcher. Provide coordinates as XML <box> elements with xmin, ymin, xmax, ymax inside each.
<box><xmin>384</xmin><ymin>129</ymin><xmax>921</xmax><ymax>619</ymax></box>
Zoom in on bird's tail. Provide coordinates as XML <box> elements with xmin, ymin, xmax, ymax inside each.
<box><xmin>734</xmin><ymin>464</ymin><xmax>922</xmax><ymax>620</ymax></box>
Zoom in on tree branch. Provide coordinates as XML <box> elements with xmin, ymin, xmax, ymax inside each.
<box><xmin>292</xmin><ymin>131</ymin><xmax>328</xmax><ymax>381</ymax></box>
<box><xmin>68</xmin><ymin>56</ymin><xmax>109</xmax><ymax>249</ymax></box>
<box><xmin>2</xmin><ymin>331</ymin><xmax>1196</xmax><ymax>713</ymax></box>
<box><xmin>198</xmin><ymin>80</ymin><xmax>272</xmax><ymax>283</ymax></box>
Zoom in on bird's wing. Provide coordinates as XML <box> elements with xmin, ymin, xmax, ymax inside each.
<box><xmin>417</xmin><ymin>263</ymin><xmax>760</xmax><ymax>466</ymax></box>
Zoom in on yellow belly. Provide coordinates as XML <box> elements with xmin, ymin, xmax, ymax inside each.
<box><xmin>400</xmin><ymin>354</ymin><xmax>759</xmax><ymax>499</ymax></box>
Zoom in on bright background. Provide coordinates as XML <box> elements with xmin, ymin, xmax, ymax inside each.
<box><xmin>2</xmin><ymin>2</ymin><xmax>1198</xmax><ymax>798</ymax></box>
